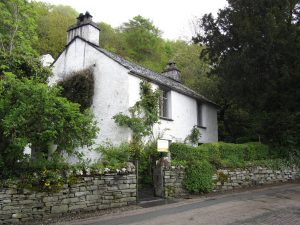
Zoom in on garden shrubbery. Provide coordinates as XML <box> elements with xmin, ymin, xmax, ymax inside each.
<box><xmin>184</xmin><ymin>160</ymin><xmax>214</xmax><ymax>193</ymax></box>
<box><xmin>96</xmin><ymin>143</ymin><xmax>131</xmax><ymax>169</ymax></box>
<box><xmin>170</xmin><ymin>142</ymin><xmax>270</xmax><ymax>169</ymax></box>
<box><xmin>170</xmin><ymin>142</ymin><xmax>287</xmax><ymax>193</ymax></box>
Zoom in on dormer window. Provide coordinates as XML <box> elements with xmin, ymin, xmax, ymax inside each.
<box><xmin>159</xmin><ymin>88</ymin><xmax>172</xmax><ymax>119</ymax></box>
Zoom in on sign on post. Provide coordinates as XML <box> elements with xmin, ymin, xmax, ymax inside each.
<box><xmin>157</xmin><ymin>139</ymin><xmax>169</xmax><ymax>152</ymax></box>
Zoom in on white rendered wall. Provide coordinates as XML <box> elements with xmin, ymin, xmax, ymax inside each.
<box><xmin>52</xmin><ymin>38</ymin><xmax>131</xmax><ymax>161</ymax></box>
<box><xmin>51</xmin><ymin>38</ymin><xmax>98</xmax><ymax>82</ymax></box>
<box><xmin>199</xmin><ymin>103</ymin><xmax>218</xmax><ymax>143</ymax></box>
<box><xmin>67</xmin><ymin>25</ymin><xmax>99</xmax><ymax>46</ymax></box>
<box><xmin>52</xmin><ymin>38</ymin><xmax>218</xmax><ymax>161</ymax></box>
<box><xmin>127</xmin><ymin>75</ymin><xmax>218</xmax><ymax>143</ymax></box>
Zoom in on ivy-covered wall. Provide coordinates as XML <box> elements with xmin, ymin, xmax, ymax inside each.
<box><xmin>59</xmin><ymin>67</ymin><xmax>94</xmax><ymax>112</ymax></box>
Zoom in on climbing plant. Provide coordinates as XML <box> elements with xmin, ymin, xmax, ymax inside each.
<box><xmin>185</xmin><ymin>125</ymin><xmax>201</xmax><ymax>145</ymax></box>
<box><xmin>113</xmin><ymin>81</ymin><xmax>160</xmax><ymax>160</ymax></box>
<box><xmin>59</xmin><ymin>67</ymin><xmax>94</xmax><ymax>112</ymax></box>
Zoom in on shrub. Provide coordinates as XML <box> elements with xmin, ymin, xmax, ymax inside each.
<box><xmin>35</xmin><ymin>169</ymin><xmax>64</xmax><ymax>193</ymax></box>
<box><xmin>96</xmin><ymin>143</ymin><xmax>131</xmax><ymax>168</ymax></box>
<box><xmin>138</xmin><ymin>141</ymin><xmax>161</xmax><ymax>185</ymax></box>
<box><xmin>185</xmin><ymin>125</ymin><xmax>201</xmax><ymax>145</ymax></box>
<box><xmin>59</xmin><ymin>67</ymin><xmax>94</xmax><ymax>112</ymax></box>
<box><xmin>197</xmin><ymin>143</ymin><xmax>222</xmax><ymax>167</ymax></box>
<box><xmin>171</xmin><ymin>159</ymin><xmax>188</xmax><ymax>167</ymax></box>
<box><xmin>24</xmin><ymin>153</ymin><xmax>69</xmax><ymax>172</ymax></box>
<box><xmin>169</xmin><ymin>143</ymin><xmax>208</xmax><ymax>161</ymax></box>
<box><xmin>218</xmin><ymin>142</ymin><xmax>269</xmax><ymax>162</ymax></box>
<box><xmin>170</xmin><ymin>142</ymin><xmax>271</xmax><ymax>169</ymax></box>
<box><xmin>245</xmin><ymin>159</ymin><xmax>289</xmax><ymax>170</ymax></box>
<box><xmin>184</xmin><ymin>160</ymin><xmax>214</xmax><ymax>193</ymax></box>
<box><xmin>245</xmin><ymin>142</ymin><xmax>269</xmax><ymax>160</ymax></box>
<box><xmin>17</xmin><ymin>168</ymin><xmax>65</xmax><ymax>193</ymax></box>
<box><xmin>0</xmin><ymin>74</ymin><xmax>98</xmax><ymax>176</ymax></box>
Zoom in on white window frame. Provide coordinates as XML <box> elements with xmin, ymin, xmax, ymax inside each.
<box><xmin>159</xmin><ymin>88</ymin><xmax>172</xmax><ymax>119</ymax></box>
<box><xmin>197</xmin><ymin>102</ymin><xmax>203</xmax><ymax>127</ymax></box>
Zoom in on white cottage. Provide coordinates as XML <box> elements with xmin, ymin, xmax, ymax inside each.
<box><xmin>51</xmin><ymin>12</ymin><xmax>219</xmax><ymax>159</ymax></box>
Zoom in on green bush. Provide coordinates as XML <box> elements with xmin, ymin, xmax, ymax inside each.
<box><xmin>59</xmin><ymin>68</ymin><xmax>94</xmax><ymax>112</ymax></box>
<box><xmin>184</xmin><ymin>160</ymin><xmax>214</xmax><ymax>193</ymax></box>
<box><xmin>170</xmin><ymin>142</ymin><xmax>270</xmax><ymax>169</ymax></box>
<box><xmin>197</xmin><ymin>143</ymin><xmax>222</xmax><ymax>167</ymax></box>
<box><xmin>245</xmin><ymin>159</ymin><xmax>289</xmax><ymax>170</ymax></box>
<box><xmin>138</xmin><ymin>141</ymin><xmax>160</xmax><ymax>186</ymax></box>
<box><xmin>25</xmin><ymin>153</ymin><xmax>69</xmax><ymax>172</ymax></box>
<box><xmin>170</xmin><ymin>142</ymin><xmax>290</xmax><ymax>195</ymax></box>
<box><xmin>169</xmin><ymin>143</ymin><xmax>208</xmax><ymax>161</ymax></box>
<box><xmin>96</xmin><ymin>143</ymin><xmax>130</xmax><ymax>168</ymax></box>
<box><xmin>0</xmin><ymin>74</ymin><xmax>98</xmax><ymax>176</ymax></box>
<box><xmin>245</xmin><ymin>142</ymin><xmax>269</xmax><ymax>160</ymax></box>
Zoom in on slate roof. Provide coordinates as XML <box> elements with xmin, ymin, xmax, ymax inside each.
<box><xmin>91</xmin><ymin>45</ymin><xmax>219</xmax><ymax>107</ymax></box>
<box><xmin>56</xmin><ymin>36</ymin><xmax>219</xmax><ymax>107</ymax></box>
<box><xmin>68</xmin><ymin>21</ymin><xmax>99</xmax><ymax>32</ymax></box>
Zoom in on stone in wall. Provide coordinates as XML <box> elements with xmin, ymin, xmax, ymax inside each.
<box><xmin>212</xmin><ymin>166</ymin><xmax>300</xmax><ymax>192</ymax></box>
<box><xmin>0</xmin><ymin>174</ymin><xmax>136</xmax><ymax>224</ymax></box>
<box><xmin>160</xmin><ymin>165</ymin><xmax>300</xmax><ymax>199</ymax></box>
<box><xmin>162</xmin><ymin>166</ymin><xmax>188</xmax><ymax>198</ymax></box>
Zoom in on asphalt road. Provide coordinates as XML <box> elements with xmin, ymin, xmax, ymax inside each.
<box><xmin>52</xmin><ymin>183</ymin><xmax>300</xmax><ymax>225</ymax></box>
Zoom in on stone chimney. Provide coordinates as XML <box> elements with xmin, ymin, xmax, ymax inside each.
<box><xmin>161</xmin><ymin>60</ymin><xmax>181</xmax><ymax>82</ymax></box>
<box><xmin>67</xmin><ymin>11</ymin><xmax>100</xmax><ymax>46</ymax></box>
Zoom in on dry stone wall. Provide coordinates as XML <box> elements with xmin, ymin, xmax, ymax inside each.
<box><xmin>0</xmin><ymin>174</ymin><xmax>136</xmax><ymax>224</ymax></box>
<box><xmin>163</xmin><ymin>167</ymin><xmax>188</xmax><ymax>198</ymax></box>
<box><xmin>213</xmin><ymin>166</ymin><xmax>300</xmax><ymax>191</ymax></box>
<box><xmin>162</xmin><ymin>166</ymin><xmax>300</xmax><ymax>198</ymax></box>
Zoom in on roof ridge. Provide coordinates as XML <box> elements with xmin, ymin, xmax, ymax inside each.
<box><xmin>57</xmin><ymin>36</ymin><xmax>219</xmax><ymax>107</ymax></box>
<box><xmin>95</xmin><ymin>47</ymin><xmax>219</xmax><ymax>107</ymax></box>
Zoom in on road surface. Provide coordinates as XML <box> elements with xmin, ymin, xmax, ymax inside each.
<box><xmin>51</xmin><ymin>183</ymin><xmax>300</xmax><ymax>225</ymax></box>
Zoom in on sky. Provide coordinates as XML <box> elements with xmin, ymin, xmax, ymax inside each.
<box><xmin>36</xmin><ymin>0</ymin><xmax>228</xmax><ymax>40</ymax></box>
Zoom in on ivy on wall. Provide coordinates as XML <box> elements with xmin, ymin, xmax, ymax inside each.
<box><xmin>59</xmin><ymin>68</ymin><xmax>94</xmax><ymax>111</ymax></box>
<box><xmin>113</xmin><ymin>81</ymin><xmax>160</xmax><ymax>160</ymax></box>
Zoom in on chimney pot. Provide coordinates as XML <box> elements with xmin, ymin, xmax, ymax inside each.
<box><xmin>162</xmin><ymin>60</ymin><xmax>181</xmax><ymax>82</ymax></box>
<box><xmin>67</xmin><ymin>12</ymin><xmax>100</xmax><ymax>46</ymax></box>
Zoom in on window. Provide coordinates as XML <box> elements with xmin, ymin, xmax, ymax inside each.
<box><xmin>197</xmin><ymin>102</ymin><xmax>203</xmax><ymax>127</ymax></box>
<box><xmin>159</xmin><ymin>89</ymin><xmax>171</xmax><ymax>119</ymax></box>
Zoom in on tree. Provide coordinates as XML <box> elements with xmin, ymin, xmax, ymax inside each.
<box><xmin>168</xmin><ymin>41</ymin><xmax>216</xmax><ymax>99</ymax></box>
<box><xmin>98</xmin><ymin>22</ymin><xmax>128</xmax><ymax>57</ymax></box>
<box><xmin>34</xmin><ymin>4</ymin><xmax>78</xmax><ymax>58</ymax></box>
<box><xmin>193</xmin><ymin>0</ymin><xmax>300</xmax><ymax>151</ymax></box>
<box><xmin>0</xmin><ymin>73</ymin><xmax>98</xmax><ymax>174</ymax></box>
<box><xmin>0</xmin><ymin>51</ymin><xmax>51</xmax><ymax>82</ymax></box>
<box><xmin>119</xmin><ymin>15</ymin><xmax>166</xmax><ymax>70</ymax></box>
<box><xmin>0</xmin><ymin>0</ymin><xmax>38</xmax><ymax>55</ymax></box>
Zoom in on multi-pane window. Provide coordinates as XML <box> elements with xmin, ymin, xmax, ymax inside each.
<box><xmin>160</xmin><ymin>89</ymin><xmax>170</xmax><ymax>118</ymax></box>
<box><xmin>197</xmin><ymin>102</ymin><xmax>203</xmax><ymax>127</ymax></box>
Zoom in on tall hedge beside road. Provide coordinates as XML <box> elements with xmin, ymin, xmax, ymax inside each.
<box><xmin>169</xmin><ymin>142</ymin><xmax>291</xmax><ymax>193</ymax></box>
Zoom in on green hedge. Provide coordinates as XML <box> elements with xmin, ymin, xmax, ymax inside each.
<box><xmin>170</xmin><ymin>143</ymin><xmax>207</xmax><ymax>161</ymax></box>
<box><xmin>170</xmin><ymin>142</ymin><xmax>270</xmax><ymax>169</ymax></box>
<box><xmin>170</xmin><ymin>142</ymin><xmax>290</xmax><ymax>194</ymax></box>
<box><xmin>184</xmin><ymin>160</ymin><xmax>214</xmax><ymax>193</ymax></box>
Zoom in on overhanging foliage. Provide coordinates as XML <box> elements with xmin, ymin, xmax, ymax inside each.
<box><xmin>59</xmin><ymin>67</ymin><xmax>94</xmax><ymax>112</ymax></box>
